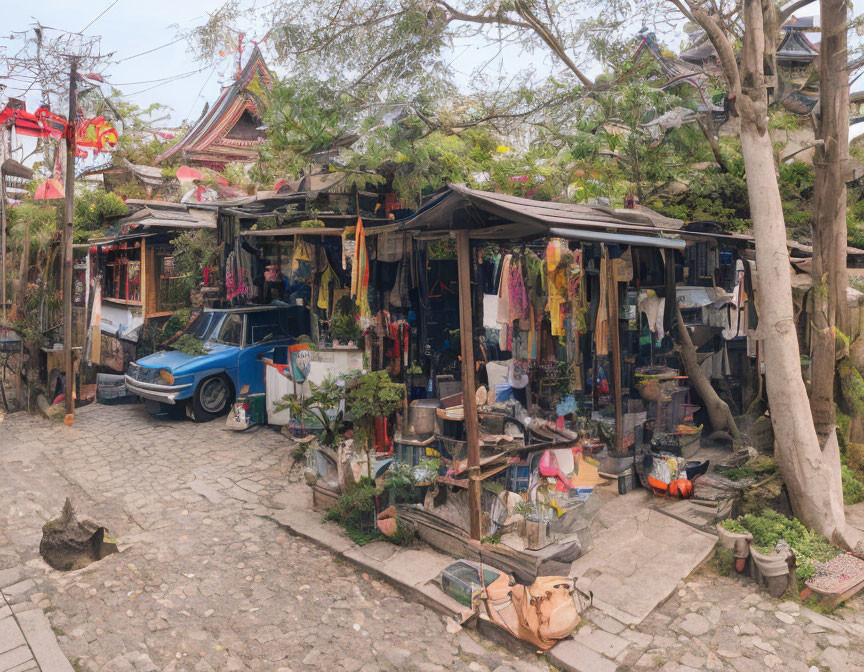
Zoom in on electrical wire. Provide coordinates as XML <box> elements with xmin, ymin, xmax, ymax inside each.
<box><xmin>81</xmin><ymin>0</ymin><xmax>120</xmax><ymax>34</ymax></box>
<box><xmin>182</xmin><ymin>64</ymin><xmax>218</xmax><ymax>123</ymax></box>
<box><xmin>113</xmin><ymin>37</ymin><xmax>185</xmax><ymax>63</ymax></box>
<box><xmin>121</xmin><ymin>64</ymin><xmax>214</xmax><ymax>97</ymax></box>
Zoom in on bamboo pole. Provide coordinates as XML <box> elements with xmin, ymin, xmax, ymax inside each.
<box><xmin>456</xmin><ymin>230</ymin><xmax>482</xmax><ymax>540</ymax></box>
<box><xmin>62</xmin><ymin>57</ymin><xmax>77</xmax><ymax>417</ymax></box>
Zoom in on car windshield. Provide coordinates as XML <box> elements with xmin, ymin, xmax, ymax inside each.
<box><xmin>181</xmin><ymin>312</ymin><xmax>223</xmax><ymax>343</ymax></box>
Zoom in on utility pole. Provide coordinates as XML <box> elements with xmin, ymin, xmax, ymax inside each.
<box><xmin>62</xmin><ymin>57</ymin><xmax>77</xmax><ymax>418</ymax></box>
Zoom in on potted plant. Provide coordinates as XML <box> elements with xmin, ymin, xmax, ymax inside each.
<box><xmin>276</xmin><ymin>375</ymin><xmax>348</xmax><ymax>446</ymax></box>
<box><xmin>717</xmin><ymin>518</ymin><xmax>753</xmax><ymax>549</ymax></box>
<box><xmin>330</xmin><ymin>297</ymin><xmax>360</xmax><ymax>346</ymax></box>
<box><xmin>346</xmin><ymin>370</ymin><xmax>405</xmax><ymax>476</ymax></box>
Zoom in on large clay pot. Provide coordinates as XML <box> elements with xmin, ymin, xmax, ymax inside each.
<box><xmin>749</xmin><ymin>544</ymin><xmax>793</xmax><ymax>598</ymax></box>
<box><xmin>716</xmin><ymin>523</ymin><xmax>752</xmax><ymax>550</ymax></box>
<box><xmin>749</xmin><ymin>545</ymin><xmax>791</xmax><ymax>576</ymax></box>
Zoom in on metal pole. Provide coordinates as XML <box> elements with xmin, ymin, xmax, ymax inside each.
<box><xmin>62</xmin><ymin>58</ymin><xmax>77</xmax><ymax>417</ymax></box>
<box><xmin>455</xmin><ymin>230</ymin><xmax>482</xmax><ymax>540</ymax></box>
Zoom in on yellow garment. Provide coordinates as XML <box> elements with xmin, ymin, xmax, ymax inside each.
<box><xmin>317</xmin><ymin>264</ymin><xmax>337</xmax><ymax>311</ymax></box>
<box><xmin>545</xmin><ymin>239</ymin><xmax>570</xmax><ymax>337</ymax></box>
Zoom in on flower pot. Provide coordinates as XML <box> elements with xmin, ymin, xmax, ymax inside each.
<box><xmin>716</xmin><ymin>523</ymin><xmax>752</xmax><ymax>550</ymax></box>
<box><xmin>749</xmin><ymin>545</ymin><xmax>791</xmax><ymax>578</ymax></box>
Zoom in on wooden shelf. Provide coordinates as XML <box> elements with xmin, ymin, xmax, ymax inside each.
<box><xmin>103</xmin><ymin>297</ymin><xmax>142</xmax><ymax>306</ymax></box>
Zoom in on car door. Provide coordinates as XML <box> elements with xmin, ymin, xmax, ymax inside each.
<box><xmin>237</xmin><ymin>311</ymin><xmax>281</xmax><ymax>395</ymax></box>
<box><xmin>210</xmin><ymin>312</ymin><xmax>244</xmax><ymax>393</ymax></box>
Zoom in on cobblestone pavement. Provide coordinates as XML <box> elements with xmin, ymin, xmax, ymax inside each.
<box><xmin>2</xmin><ymin>404</ymin><xmax>864</xmax><ymax>672</ymax></box>
<box><xmin>0</xmin><ymin>404</ymin><xmax>548</xmax><ymax>672</ymax></box>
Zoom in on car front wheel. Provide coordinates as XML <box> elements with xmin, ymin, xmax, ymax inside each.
<box><xmin>191</xmin><ymin>374</ymin><xmax>233</xmax><ymax>422</ymax></box>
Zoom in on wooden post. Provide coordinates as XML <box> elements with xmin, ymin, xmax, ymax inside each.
<box><xmin>606</xmin><ymin>247</ymin><xmax>623</xmax><ymax>452</ymax></box>
<box><xmin>1</xmin><ymin>127</ymin><xmax>8</xmax><ymax>319</ymax></box>
<box><xmin>456</xmin><ymin>230</ymin><xmax>482</xmax><ymax>540</ymax></box>
<box><xmin>62</xmin><ymin>58</ymin><xmax>77</xmax><ymax>417</ymax></box>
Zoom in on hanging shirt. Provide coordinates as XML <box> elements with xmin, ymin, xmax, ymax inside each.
<box><xmin>317</xmin><ymin>264</ymin><xmax>337</xmax><ymax>311</ymax></box>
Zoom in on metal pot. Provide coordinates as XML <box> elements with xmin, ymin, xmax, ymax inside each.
<box><xmin>405</xmin><ymin>399</ymin><xmax>440</xmax><ymax>437</ymax></box>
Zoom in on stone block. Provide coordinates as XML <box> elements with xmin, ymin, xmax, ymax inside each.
<box><xmin>549</xmin><ymin>639</ymin><xmax>618</xmax><ymax>672</ymax></box>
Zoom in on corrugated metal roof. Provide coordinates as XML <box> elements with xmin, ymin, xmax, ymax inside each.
<box><xmin>398</xmin><ymin>184</ymin><xmax>684</xmax><ymax>240</ymax></box>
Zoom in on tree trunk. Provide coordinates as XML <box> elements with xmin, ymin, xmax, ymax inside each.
<box><xmin>734</xmin><ymin>0</ymin><xmax>858</xmax><ymax>548</ymax></box>
<box><xmin>675</xmin><ymin>304</ymin><xmax>740</xmax><ymax>439</ymax></box>
<box><xmin>809</xmin><ymin>0</ymin><xmax>850</xmax><ymax>442</ymax></box>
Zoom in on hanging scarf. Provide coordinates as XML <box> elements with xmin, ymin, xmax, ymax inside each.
<box><xmin>350</xmin><ymin>217</ymin><xmax>370</xmax><ymax>317</ymax></box>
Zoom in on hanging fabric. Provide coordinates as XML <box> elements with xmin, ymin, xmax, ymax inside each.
<box><xmin>350</xmin><ymin>217</ymin><xmax>371</xmax><ymax>317</ymax></box>
<box><xmin>508</xmin><ymin>256</ymin><xmax>529</xmax><ymax>322</ymax></box>
<box><xmin>317</xmin><ymin>263</ymin><xmax>337</xmax><ymax>312</ymax></box>
<box><xmin>595</xmin><ymin>255</ymin><xmax>609</xmax><ymax>356</ymax></box>
<box><xmin>637</xmin><ymin>289</ymin><xmax>665</xmax><ymax>340</ymax></box>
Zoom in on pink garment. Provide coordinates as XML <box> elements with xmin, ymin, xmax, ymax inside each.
<box><xmin>497</xmin><ymin>254</ymin><xmax>513</xmax><ymax>324</ymax></box>
<box><xmin>508</xmin><ymin>258</ymin><xmax>529</xmax><ymax>321</ymax></box>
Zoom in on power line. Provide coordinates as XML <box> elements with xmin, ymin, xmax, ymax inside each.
<box><xmin>183</xmin><ymin>64</ymin><xmax>218</xmax><ymax>123</ymax></box>
<box><xmin>114</xmin><ymin>36</ymin><xmax>184</xmax><ymax>63</ymax></box>
<box><xmin>107</xmin><ymin>68</ymin><xmax>207</xmax><ymax>86</ymax></box>
<box><xmin>81</xmin><ymin>0</ymin><xmax>120</xmax><ymax>34</ymax></box>
<box><xmin>121</xmin><ymin>65</ymin><xmax>213</xmax><ymax>96</ymax></box>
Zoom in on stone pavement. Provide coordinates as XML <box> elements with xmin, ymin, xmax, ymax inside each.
<box><xmin>1</xmin><ymin>570</ymin><xmax>74</xmax><ymax>672</ymax></box>
<box><xmin>2</xmin><ymin>404</ymin><xmax>864</xmax><ymax>672</ymax></box>
<box><xmin>0</xmin><ymin>405</ymin><xmax>549</xmax><ymax>672</ymax></box>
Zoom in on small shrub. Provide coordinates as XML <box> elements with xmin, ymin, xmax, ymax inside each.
<box><xmin>842</xmin><ymin>465</ymin><xmax>864</xmax><ymax>505</ymax></box>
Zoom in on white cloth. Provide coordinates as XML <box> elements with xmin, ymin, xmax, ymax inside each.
<box><xmin>638</xmin><ymin>290</ymin><xmax>665</xmax><ymax>340</ymax></box>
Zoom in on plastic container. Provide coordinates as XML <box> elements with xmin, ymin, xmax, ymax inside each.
<box><xmin>495</xmin><ymin>383</ymin><xmax>513</xmax><ymax>402</ymax></box>
<box><xmin>441</xmin><ymin>560</ymin><xmax>503</xmax><ymax>607</ymax></box>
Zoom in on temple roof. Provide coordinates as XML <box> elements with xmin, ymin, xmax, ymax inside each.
<box><xmin>157</xmin><ymin>47</ymin><xmax>273</xmax><ymax>167</ymax></box>
<box><xmin>776</xmin><ymin>30</ymin><xmax>820</xmax><ymax>62</ymax></box>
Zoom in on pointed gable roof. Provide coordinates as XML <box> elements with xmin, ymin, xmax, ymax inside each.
<box><xmin>776</xmin><ymin>29</ymin><xmax>820</xmax><ymax>62</ymax></box>
<box><xmin>157</xmin><ymin>47</ymin><xmax>274</xmax><ymax>167</ymax></box>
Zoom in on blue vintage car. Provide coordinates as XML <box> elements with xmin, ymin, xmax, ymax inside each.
<box><xmin>125</xmin><ymin>305</ymin><xmax>310</xmax><ymax>421</ymax></box>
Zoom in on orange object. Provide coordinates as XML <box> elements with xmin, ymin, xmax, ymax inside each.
<box><xmin>34</xmin><ymin>179</ymin><xmax>64</xmax><ymax>200</ymax></box>
<box><xmin>176</xmin><ymin>165</ymin><xmax>204</xmax><ymax>182</ymax></box>
<box><xmin>64</xmin><ymin>414</ymin><xmax>74</xmax><ymax>426</ymax></box>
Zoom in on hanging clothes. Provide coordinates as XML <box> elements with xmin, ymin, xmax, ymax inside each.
<box><xmin>638</xmin><ymin>289</ymin><xmax>665</xmax><ymax>339</ymax></box>
<box><xmin>546</xmin><ymin>239</ymin><xmax>573</xmax><ymax>337</ymax></box>
<box><xmin>523</xmin><ymin>250</ymin><xmax>546</xmax><ymax>313</ymax></box>
<box><xmin>595</xmin><ymin>255</ymin><xmax>609</xmax><ymax>356</ymax></box>
<box><xmin>497</xmin><ymin>253</ymin><xmax>513</xmax><ymax>350</ymax></box>
<box><xmin>508</xmin><ymin>256</ymin><xmax>530</xmax><ymax>322</ymax></box>
<box><xmin>317</xmin><ymin>263</ymin><xmax>337</xmax><ymax>312</ymax></box>
<box><xmin>350</xmin><ymin>218</ymin><xmax>370</xmax><ymax>317</ymax></box>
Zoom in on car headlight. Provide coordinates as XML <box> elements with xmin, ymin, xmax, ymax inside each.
<box><xmin>159</xmin><ymin>369</ymin><xmax>175</xmax><ymax>385</ymax></box>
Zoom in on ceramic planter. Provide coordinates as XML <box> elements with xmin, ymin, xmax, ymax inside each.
<box><xmin>749</xmin><ymin>545</ymin><xmax>791</xmax><ymax>578</ymax></box>
<box><xmin>716</xmin><ymin>523</ymin><xmax>752</xmax><ymax>550</ymax></box>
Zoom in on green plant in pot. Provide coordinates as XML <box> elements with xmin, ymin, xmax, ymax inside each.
<box><xmin>275</xmin><ymin>374</ymin><xmax>348</xmax><ymax>445</ymax></box>
<box><xmin>346</xmin><ymin>370</ymin><xmax>404</xmax><ymax>478</ymax></box>
<box><xmin>331</xmin><ymin>296</ymin><xmax>360</xmax><ymax>345</ymax></box>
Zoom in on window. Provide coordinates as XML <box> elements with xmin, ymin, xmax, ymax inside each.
<box><xmin>215</xmin><ymin>313</ymin><xmax>243</xmax><ymax>346</ymax></box>
<box><xmin>101</xmin><ymin>243</ymin><xmax>142</xmax><ymax>303</ymax></box>
<box><xmin>245</xmin><ymin>310</ymin><xmax>287</xmax><ymax>345</ymax></box>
